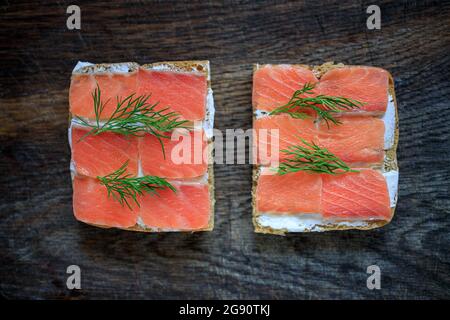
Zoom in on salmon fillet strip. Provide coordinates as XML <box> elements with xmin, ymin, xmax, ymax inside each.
<box><xmin>253</xmin><ymin>64</ymin><xmax>318</xmax><ymax>112</ymax></box>
<box><xmin>73</xmin><ymin>177</ymin><xmax>211</xmax><ymax>230</ymax></box>
<box><xmin>139</xmin><ymin>184</ymin><xmax>211</xmax><ymax>230</ymax></box>
<box><xmin>255</xmin><ymin>169</ymin><xmax>391</xmax><ymax>221</ymax></box>
<box><xmin>139</xmin><ymin>129</ymin><xmax>208</xmax><ymax>179</ymax></box>
<box><xmin>253</xmin><ymin>65</ymin><xmax>389</xmax><ymax>114</ymax></box>
<box><xmin>71</xmin><ymin>126</ymin><xmax>139</xmax><ymax>177</ymax></box>
<box><xmin>73</xmin><ymin>176</ymin><xmax>139</xmax><ymax>228</ymax></box>
<box><xmin>256</xmin><ymin>170</ymin><xmax>322</xmax><ymax>213</ymax></box>
<box><xmin>254</xmin><ymin>115</ymin><xmax>385</xmax><ymax>165</ymax></box>
<box><xmin>321</xmin><ymin>169</ymin><xmax>391</xmax><ymax>220</ymax></box>
<box><xmin>137</xmin><ymin>68</ymin><xmax>207</xmax><ymax>121</ymax></box>
<box><xmin>70</xmin><ymin>72</ymin><xmax>138</xmax><ymax>119</ymax></box>
<box><xmin>69</xmin><ymin>67</ymin><xmax>208</xmax><ymax>122</ymax></box>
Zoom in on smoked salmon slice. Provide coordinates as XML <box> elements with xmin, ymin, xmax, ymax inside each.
<box><xmin>256</xmin><ymin>169</ymin><xmax>322</xmax><ymax>214</ymax></box>
<box><xmin>318</xmin><ymin>116</ymin><xmax>385</xmax><ymax>164</ymax></box>
<box><xmin>73</xmin><ymin>176</ymin><xmax>211</xmax><ymax>230</ymax></box>
<box><xmin>253</xmin><ymin>64</ymin><xmax>318</xmax><ymax>112</ymax></box>
<box><xmin>70</xmin><ymin>71</ymin><xmax>138</xmax><ymax>119</ymax></box>
<box><xmin>73</xmin><ymin>176</ymin><xmax>138</xmax><ymax>228</ymax></box>
<box><xmin>316</xmin><ymin>66</ymin><xmax>389</xmax><ymax>114</ymax></box>
<box><xmin>253</xmin><ymin>65</ymin><xmax>389</xmax><ymax>115</ymax></box>
<box><xmin>71</xmin><ymin>126</ymin><xmax>139</xmax><ymax>177</ymax></box>
<box><xmin>255</xmin><ymin>168</ymin><xmax>391</xmax><ymax>220</ymax></box>
<box><xmin>254</xmin><ymin>115</ymin><xmax>319</xmax><ymax>165</ymax></box>
<box><xmin>137</xmin><ymin>67</ymin><xmax>207</xmax><ymax>121</ymax></box>
<box><xmin>139</xmin><ymin>184</ymin><xmax>211</xmax><ymax>230</ymax></box>
<box><xmin>322</xmin><ymin>169</ymin><xmax>391</xmax><ymax>221</ymax></box>
<box><xmin>139</xmin><ymin>129</ymin><xmax>208</xmax><ymax>179</ymax></box>
<box><xmin>254</xmin><ymin>115</ymin><xmax>384</xmax><ymax>165</ymax></box>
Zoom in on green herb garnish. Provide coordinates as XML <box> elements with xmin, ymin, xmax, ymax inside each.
<box><xmin>76</xmin><ymin>85</ymin><xmax>188</xmax><ymax>157</ymax></box>
<box><xmin>277</xmin><ymin>139</ymin><xmax>358</xmax><ymax>175</ymax></box>
<box><xmin>269</xmin><ymin>83</ymin><xmax>364</xmax><ymax>127</ymax></box>
<box><xmin>97</xmin><ymin>161</ymin><xmax>176</xmax><ymax>210</ymax></box>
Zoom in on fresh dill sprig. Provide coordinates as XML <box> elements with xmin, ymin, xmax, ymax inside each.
<box><xmin>97</xmin><ymin>161</ymin><xmax>176</xmax><ymax>210</ymax></box>
<box><xmin>75</xmin><ymin>85</ymin><xmax>188</xmax><ymax>157</ymax></box>
<box><xmin>269</xmin><ymin>82</ymin><xmax>364</xmax><ymax>127</ymax></box>
<box><xmin>277</xmin><ymin>139</ymin><xmax>358</xmax><ymax>175</ymax></box>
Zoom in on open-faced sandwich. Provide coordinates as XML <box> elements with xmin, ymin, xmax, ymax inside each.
<box><xmin>69</xmin><ymin>61</ymin><xmax>215</xmax><ymax>232</ymax></box>
<box><xmin>252</xmin><ymin>62</ymin><xmax>399</xmax><ymax>234</ymax></box>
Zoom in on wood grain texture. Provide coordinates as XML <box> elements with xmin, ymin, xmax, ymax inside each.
<box><xmin>0</xmin><ymin>0</ymin><xmax>449</xmax><ymax>299</ymax></box>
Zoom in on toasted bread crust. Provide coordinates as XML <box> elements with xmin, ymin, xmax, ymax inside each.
<box><xmin>72</xmin><ymin>62</ymin><xmax>139</xmax><ymax>74</ymax></box>
<box><xmin>252</xmin><ymin>62</ymin><xmax>399</xmax><ymax>234</ymax></box>
<box><xmin>70</xmin><ymin>61</ymin><xmax>215</xmax><ymax>232</ymax></box>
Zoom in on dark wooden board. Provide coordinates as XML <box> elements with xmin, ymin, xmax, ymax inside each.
<box><xmin>1</xmin><ymin>0</ymin><xmax>449</xmax><ymax>299</ymax></box>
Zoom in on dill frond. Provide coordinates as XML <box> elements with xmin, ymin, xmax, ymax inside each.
<box><xmin>97</xmin><ymin>161</ymin><xmax>176</xmax><ymax>210</ymax></box>
<box><xmin>269</xmin><ymin>82</ymin><xmax>364</xmax><ymax>127</ymax></box>
<box><xmin>277</xmin><ymin>139</ymin><xmax>358</xmax><ymax>175</ymax></box>
<box><xmin>75</xmin><ymin>85</ymin><xmax>189</xmax><ymax>157</ymax></box>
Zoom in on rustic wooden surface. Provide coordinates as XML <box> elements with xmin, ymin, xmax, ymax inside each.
<box><xmin>0</xmin><ymin>0</ymin><xmax>449</xmax><ymax>299</ymax></box>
